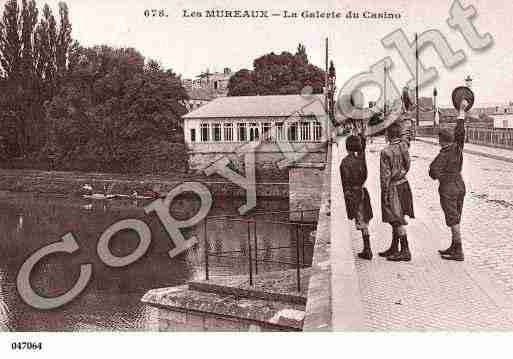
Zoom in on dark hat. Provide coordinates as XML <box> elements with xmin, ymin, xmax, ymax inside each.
<box><xmin>386</xmin><ymin>121</ymin><xmax>402</xmax><ymax>140</ymax></box>
<box><xmin>438</xmin><ymin>128</ymin><xmax>454</xmax><ymax>143</ymax></box>
<box><xmin>346</xmin><ymin>135</ymin><xmax>362</xmax><ymax>153</ymax></box>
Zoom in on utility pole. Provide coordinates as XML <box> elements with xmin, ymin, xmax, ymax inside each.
<box><xmin>325</xmin><ymin>38</ymin><xmax>329</xmax><ymax>115</ymax></box>
<box><xmin>415</xmin><ymin>33</ymin><xmax>420</xmax><ymax>128</ymax></box>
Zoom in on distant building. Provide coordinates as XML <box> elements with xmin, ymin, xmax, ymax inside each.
<box><xmin>436</xmin><ymin>103</ymin><xmax>513</xmax><ymax>126</ymax></box>
<box><xmin>182</xmin><ymin>68</ymin><xmax>233</xmax><ymax>112</ymax></box>
<box><xmin>182</xmin><ymin>78</ymin><xmax>193</xmax><ymax>92</ymax></box>
<box><xmin>182</xmin><ymin>94</ymin><xmax>328</xmax><ymax>172</ymax></box>
<box><xmin>492</xmin><ymin>114</ymin><xmax>513</xmax><ymax>129</ymax></box>
<box><xmin>187</xmin><ymin>88</ymin><xmax>218</xmax><ymax>111</ymax></box>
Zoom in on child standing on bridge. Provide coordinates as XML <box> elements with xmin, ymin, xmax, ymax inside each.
<box><xmin>379</xmin><ymin>121</ymin><xmax>415</xmax><ymax>262</ymax></box>
<box><xmin>429</xmin><ymin>113</ymin><xmax>467</xmax><ymax>261</ymax></box>
<box><xmin>340</xmin><ymin>132</ymin><xmax>374</xmax><ymax>260</ymax></box>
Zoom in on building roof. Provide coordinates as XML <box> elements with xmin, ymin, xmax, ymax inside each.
<box><xmin>182</xmin><ymin>94</ymin><xmax>327</xmax><ymax>119</ymax></box>
<box><xmin>187</xmin><ymin>87</ymin><xmax>218</xmax><ymax>101</ymax></box>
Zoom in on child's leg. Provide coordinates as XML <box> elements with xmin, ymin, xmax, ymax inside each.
<box><xmin>441</xmin><ymin>223</ymin><xmax>464</xmax><ymax>261</ymax></box>
<box><xmin>440</xmin><ymin>191</ymin><xmax>465</xmax><ymax>260</ymax></box>
<box><xmin>357</xmin><ymin>220</ymin><xmax>372</xmax><ymax>260</ymax></box>
<box><xmin>450</xmin><ymin>224</ymin><xmax>461</xmax><ymax>243</ymax></box>
<box><xmin>379</xmin><ymin>224</ymin><xmax>399</xmax><ymax>257</ymax></box>
<box><xmin>396</xmin><ymin>225</ymin><xmax>407</xmax><ymax>237</ymax></box>
<box><xmin>452</xmin><ymin>191</ymin><xmax>465</xmax><ymax>244</ymax></box>
<box><xmin>387</xmin><ymin>223</ymin><xmax>412</xmax><ymax>262</ymax></box>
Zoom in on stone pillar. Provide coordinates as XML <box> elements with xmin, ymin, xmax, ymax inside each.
<box><xmin>289</xmin><ymin>162</ymin><xmax>326</xmax><ymax>222</ymax></box>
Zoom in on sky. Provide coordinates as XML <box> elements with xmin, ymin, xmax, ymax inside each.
<box><xmin>34</xmin><ymin>0</ymin><xmax>513</xmax><ymax>107</ymax></box>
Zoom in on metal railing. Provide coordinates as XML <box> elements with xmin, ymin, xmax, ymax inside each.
<box><xmin>416</xmin><ymin>126</ymin><xmax>513</xmax><ymax>150</ymax></box>
<box><xmin>467</xmin><ymin>127</ymin><xmax>513</xmax><ymax>149</ymax></box>
<box><xmin>203</xmin><ymin>209</ymin><xmax>319</xmax><ymax>292</ymax></box>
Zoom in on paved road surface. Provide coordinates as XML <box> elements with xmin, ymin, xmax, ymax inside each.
<box><xmin>331</xmin><ymin>136</ymin><xmax>513</xmax><ymax>330</ymax></box>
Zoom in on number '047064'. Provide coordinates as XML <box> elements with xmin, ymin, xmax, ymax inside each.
<box><xmin>11</xmin><ymin>342</ymin><xmax>43</xmax><ymax>350</ymax></box>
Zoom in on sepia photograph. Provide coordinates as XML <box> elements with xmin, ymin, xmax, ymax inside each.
<box><xmin>0</xmin><ymin>0</ymin><xmax>513</xmax><ymax>356</ymax></box>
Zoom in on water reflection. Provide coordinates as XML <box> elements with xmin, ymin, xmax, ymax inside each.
<box><xmin>0</xmin><ymin>192</ymin><xmax>293</xmax><ymax>331</ymax></box>
<box><xmin>0</xmin><ymin>270</ymin><xmax>10</xmax><ymax>331</ymax></box>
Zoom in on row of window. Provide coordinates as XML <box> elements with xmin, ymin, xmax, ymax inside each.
<box><xmin>190</xmin><ymin>121</ymin><xmax>323</xmax><ymax>143</ymax></box>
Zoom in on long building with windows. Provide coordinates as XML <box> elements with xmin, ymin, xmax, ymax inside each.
<box><xmin>182</xmin><ymin>94</ymin><xmax>329</xmax><ymax>175</ymax></box>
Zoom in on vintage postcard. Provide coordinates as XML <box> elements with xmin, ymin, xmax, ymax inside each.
<box><xmin>0</xmin><ymin>0</ymin><xmax>513</xmax><ymax>356</ymax></box>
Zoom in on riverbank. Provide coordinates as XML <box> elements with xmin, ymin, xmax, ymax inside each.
<box><xmin>0</xmin><ymin>168</ymin><xmax>289</xmax><ymax>198</ymax></box>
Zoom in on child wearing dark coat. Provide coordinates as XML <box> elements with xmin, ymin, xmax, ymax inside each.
<box><xmin>429</xmin><ymin>114</ymin><xmax>466</xmax><ymax>261</ymax></box>
<box><xmin>379</xmin><ymin>122</ymin><xmax>415</xmax><ymax>261</ymax></box>
<box><xmin>340</xmin><ymin>133</ymin><xmax>374</xmax><ymax>259</ymax></box>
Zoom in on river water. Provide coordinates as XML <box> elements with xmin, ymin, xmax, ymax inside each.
<box><xmin>0</xmin><ymin>191</ymin><xmax>306</xmax><ymax>331</ymax></box>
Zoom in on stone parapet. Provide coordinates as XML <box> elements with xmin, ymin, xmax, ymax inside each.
<box><xmin>303</xmin><ymin>144</ymin><xmax>333</xmax><ymax>331</ymax></box>
<box><xmin>142</xmin><ymin>269</ymin><xmax>310</xmax><ymax>331</ymax></box>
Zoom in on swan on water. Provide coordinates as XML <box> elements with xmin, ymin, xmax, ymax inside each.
<box><xmin>80</xmin><ymin>184</ymin><xmax>115</xmax><ymax>200</ymax></box>
<box><xmin>82</xmin><ymin>184</ymin><xmax>93</xmax><ymax>192</ymax></box>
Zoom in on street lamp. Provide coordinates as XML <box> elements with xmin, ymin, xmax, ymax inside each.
<box><xmin>328</xmin><ymin>60</ymin><xmax>336</xmax><ymax>125</ymax></box>
<box><xmin>465</xmin><ymin>75</ymin><xmax>473</xmax><ymax>88</ymax></box>
<box><xmin>433</xmin><ymin>87</ymin><xmax>438</xmax><ymax>128</ymax></box>
<box><xmin>384</xmin><ymin>64</ymin><xmax>389</xmax><ymax>114</ymax></box>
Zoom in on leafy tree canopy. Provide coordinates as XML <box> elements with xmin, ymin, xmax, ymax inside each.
<box><xmin>227</xmin><ymin>43</ymin><xmax>325</xmax><ymax>96</ymax></box>
<box><xmin>46</xmin><ymin>45</ymin><xmax>189</xmax><ymax>172</ymax></box>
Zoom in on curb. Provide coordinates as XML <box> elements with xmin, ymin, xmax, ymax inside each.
<box><xmin>329</xmin><ymin>136</ymin><xmax>366</xmax><ymax>330</ymax></box>
<box><xmin>303</xmin><ymin>144</ymin><xmax>334</xmax><ymax>331</ymax></box>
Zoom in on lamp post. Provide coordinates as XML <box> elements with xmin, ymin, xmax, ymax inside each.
<box><xmin>433</xmin><ymin>87</ymin><xmax>438</xmax><ymax>128</ymax></box>
<box><xmin>465</xmin><ymin>75</ymin><xmax>473</xmax><ymax>88</ymax></box>
<box><xmin>328</xmin><ymin>60</ymin><xmax>336</xmax><ymax>125</ymax></box>
<box><xmin>384</xmin><ymin>63</ymin><xmax>388</xmax><ymax>114</ymax></box>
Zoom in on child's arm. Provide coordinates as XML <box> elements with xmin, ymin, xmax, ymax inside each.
<box><xmin>454</xmin><ymin>99</ymin><xmax>467</xmax><ymax>150</ymax></box>
<box><xmin>380</xmin><ymin>151</ymin><xmax>392</xmax><ymax>206</ymax></box>
<box><xmin>454</xmin><ymin>117</ymin><xmax>465</xmax><ymax>151</ymax></box>
<box><xmin>359</xmin><ymin>134</ymin><xmax>368</xmax><ymax>183</ymax></box>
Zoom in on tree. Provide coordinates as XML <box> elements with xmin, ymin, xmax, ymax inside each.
<box><xmin>46</xmin><ymin>45</ymin><xmax>189</xmax><ymax>173</ymax></box>
<box><xmin>0</xmin><ymin>0</ymin><xmax>22</xmax><ymax>79</ymax></box>
<box><xmin>296</xmin><ymin>43</ymin><xmax>308</xmax><ymax>64</ymax></box>
<box><xmin>145</xmin><ymin>58</ymin><xmax>161</xmax><ymax>72</ymax></box>
<box><xmin>226</xmin><ymin>69</ymin><xmax>257</xmax><ymax>96</ymax></box>
<box><xmin>0</xmin><ymin>2</ymin><xmax>189</xmax><ymax>174</ymax></box>
<box><xmin>56</xmin><ymin>2</ymin><xmax>71</xmax><ymax>77</ymax></box>
<box><xmin>227</xmin><ymin>43</ymin><xmax>325</xmax><ymax>96</ymax></box>
<box><xmin>0</xmin><ymin>0</ymin><xmax>73</xmax><ymax>156</ymax></box>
